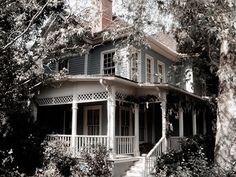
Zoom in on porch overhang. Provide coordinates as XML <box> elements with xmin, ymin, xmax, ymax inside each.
<box><xmin>50</xmin><ymin>75</ymin><xmax>204</xmax><ymax>100</ymax></box>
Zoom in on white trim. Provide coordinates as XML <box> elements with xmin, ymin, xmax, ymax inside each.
<box><xmin>157</xmin><ymin>60</ymin><xmax>166</xmax><ymax>83</ymax></box>
<box><xmin>179</xmin><ymin>106</ymin><xmax>184</xmax><ymax>137</ymax></box>
<box><xmin>83</xmin><ymin>105</ymin><xmax>102</xmax><ymax>135</ymax></box>
<box><xmin>84</xmin><ymin>53</ymin><xmax>88</xmax><ymax>75</ymax></box>
<box><xmin>130</xmin><ymin>49</ymin><xmax>141</xmax><ymax>82</ymax></box>
<box><xmin>138</xmin><ymin>50</ymin><xmax>142</xmax><ymax>82</ymax></box>
<box><xmin>192</xmin><ymin>109</ymin><xmax>197</xmax><ymax>135</ymax></box>
<box><xmin>100</xmin><ymin>49</ymin><xmax>116</xmax><ymax>75</ymax></box>
<box><xmin>145</xmin><ymin>54</ymin><xmax>154</xmax><ymax>83</ymax></box>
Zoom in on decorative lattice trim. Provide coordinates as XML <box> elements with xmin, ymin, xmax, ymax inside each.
<box><xmin>38</xmin><ymin>98</ymin><xmax>53</xmax><ymax>105</ymax></box>
<box><xmin>115</xmin><ymin>91</ymin><xmax>129</xmax><ymax>100</ymax></box>
<box><xmin>77</xmin><ymin>91</ymin><xmax>108</xmax><ymax>102</ymax></box>
<box><xmin>38</xmin><ymin>95</ymin><xmax>73</xmax><ymax>106</ymax></box>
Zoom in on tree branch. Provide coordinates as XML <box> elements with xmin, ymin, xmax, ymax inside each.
<box><xmin>2</xmin><ymin>0</ymin><xmax>49</xmax><ymax>50</ymax></box>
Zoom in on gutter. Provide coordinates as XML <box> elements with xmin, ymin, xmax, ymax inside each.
<box><xmin>54</xmin><ymin>75</ymin><xmax>204</xmax><ymax>100</ymax></box>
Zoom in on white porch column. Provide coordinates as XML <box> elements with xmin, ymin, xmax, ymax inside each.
<box><xmin>107</xmin><ymin>87</ymin><xmax>116</xmax><ymax>158</ymax></box>
<box><xmin>203</xmin><ymin>107</ymin><xmax>207</xmax><ymax>134</ymax></box>
<box><xmin>179</xmin><ymin>106</ymin><xmax>184</xmax><ymax>137</ymax></box>
<box><xmin>134</xmin><ymin>103</ymin><xmax>140</xmax><ymax>156</ymax></box>
<box><xmin>161</xmin><ymin>92</ymin><xmax>167</xmax><ymax>153</ymax></box>
<box><xmin>192</xmin><ymin>109</ymin><xmax>197</xmax><ymax>135</ymax></box>
<box><xmin>71</xmin><ymin>100</ymin><xmax>78</xmax><ymax>156</ymax></box>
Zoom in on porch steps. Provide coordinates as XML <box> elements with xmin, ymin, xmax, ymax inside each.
<box><xmin>122</xmin><ymin>157</ymin><xmax>145</xmax><ymax>177</ymax></box>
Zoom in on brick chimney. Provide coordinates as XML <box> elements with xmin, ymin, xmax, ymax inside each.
<box><xmin>92</xmin><ymin>0</ymin><xmax>112</xmax><ymax>33</ymax></box>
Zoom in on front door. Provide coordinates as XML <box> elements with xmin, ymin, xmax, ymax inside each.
<box><xmin>119</xmin><ymin>107</ymin><xmax>133</xmax><ymax>136</ymax></box>
<box><xmin>84</xmin><ymin>105</ymin><xmax>102</xmax><ymax>135</ymax></box>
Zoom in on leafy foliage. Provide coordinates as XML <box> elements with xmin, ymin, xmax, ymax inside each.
<box><xmin>34</xmin><ymin>140</ymin><xmax>112</xmax><ymax>177</ymax></box>
<box><xmin>155</xmin><ymin>136</ymin><xmax>226</xmax><ymax>177</ymax></box>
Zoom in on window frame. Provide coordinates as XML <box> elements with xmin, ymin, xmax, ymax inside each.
<box><xmin>100</xmin><ymin>49</ymin><xmax>116</xmax><ymax>75</ymax></box>
<box><xmin>83</xmin><ymin>105</ymin><xmax>102</xmax><ymax>135</ymax></box>
<box><xmin>145</xmin><ymin>54</ymin><xmax>154</xmax><ymax>83</ymax></box>
<box><xmin>157</xmin><ymin>60</ymin><xmax>166</xmax><ymax>83</ymax></box>
<box><xmin>130</xmin><ymin>49</ymin><xmax>141</xmax><ymax>82</ymax></box>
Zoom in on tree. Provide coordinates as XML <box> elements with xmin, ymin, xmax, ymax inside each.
<box><xmin>116</xmin><ymin>0</ymin><xmax>236</xmax><ymax>173</ymax></box>
<box><xmin>158</xmin><ymin>0</ymin><xmax>236</xmax><ymax>173</ymax></box>
<box><xmin>0</xmin><ymin>0</ymin><xmax>98</xmax><ymax>175</ymax></box>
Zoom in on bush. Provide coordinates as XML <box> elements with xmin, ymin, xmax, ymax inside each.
<box><xmin>155</xmin><ymin>136</ymin><xmax>216</xmax><ymax>177</ymax></box>
<box><xmin>34</xmin><ymin>140</ymin><xmax>112</xmax><ymax>177</ymax></box>
<box><xmin>80</xmin><ymin>145</ymin><xmax>112</xmax><ymax>176</ymax></box>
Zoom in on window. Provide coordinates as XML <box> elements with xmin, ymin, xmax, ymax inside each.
<box><xmin>157</xmin><ymin>61</ymin><xmax>165</xmax><ymax>83</ymax></box>
<box><xmin>84</xmin><ymin>106</ymin><xmax>102</xmax><ymax>135</ymax></box>
<box><xmin>146</xmin><ymin>55</ymin><xmax>154</xmax><ymax>83</ymax></box>
<box><xmin>131</xmin><ymin>52</ymin><xmax>139</xmax><ymax>82</ymax></box>
<box><xmin>102</xmin><ymin>51</ymin><xmax>115</xmax><ymax>75</ymax></box>
<box><xmin>58</xmin><ymin>59</ymin><xmax>69</xmax><ymax>72</ymax></box>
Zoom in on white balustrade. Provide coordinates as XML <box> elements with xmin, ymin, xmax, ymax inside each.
<box><xmin>145</xmin><ymin>137</ymin><xmax>165</xmax><ymax>176</ymax></box>
<box><xmin>75</xmin><ymin>135</ymin><xmax>109</xmax><ymax>153</ymax></box>
<box><xmin>115</xmin><ymin>136</ymin><xmax>135</xmax><ymax>155</ymax></box>
<box><xmin>46</xmin><ymin>134</ymin><xmax>72</xmax><ymax>147</ymax></box>
<box><xmin>46</xmin><ymin>135</ymin><xmax>138</xmax><ymax>156</ymax></box>
<box><xmin>46</xmin><ymin>134</ymin><xmax>108</xmax><ymax>155</ymax></box>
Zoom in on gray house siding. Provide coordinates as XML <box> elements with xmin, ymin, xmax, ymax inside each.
<box><xmin>69</xmin><ymin>55</ymin><xmax>85</xmax><ymax>75</ymax></box>
<box><xmin>88</xmin><ymin>43</ymin><xmax>115</xmax><ymax>75</ymax></box>
<box><xmin>142</xmin><ymin>47</ymin><xmax>174</xmax><ymax>83</ymax></box>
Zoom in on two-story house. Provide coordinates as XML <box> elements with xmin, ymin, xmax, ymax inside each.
<box><xmin>35</xmin><ymin>0</ymin><xmax>211</xmax><ymax>176</ymax></box>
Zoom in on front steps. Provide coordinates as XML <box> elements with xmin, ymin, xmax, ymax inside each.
<box><xmin>123</xmin><ymin>157</ymin><xmax>145</xmax><ymax>177</ymax></box>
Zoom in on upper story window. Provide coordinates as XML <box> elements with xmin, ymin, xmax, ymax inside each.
<box><xmin>58</xmin><ymin>59</ymin><xmax>69</xmax><ymax>73</ymax></box>
<box><xmin>146</xmin><ymin>55</ymin><xmax>154</xmax><ymax>83</ymax></box>
<box><xmin>131</xmin><ymin>52</ymin><xmax>139</xmax><ymax>82</ymax></box>
<box><xmin>102</xmin><ymin>51</ymin><xmax>115</xmax><ymax>75</ymax></box>
<box><xmin>157</xmin><ymin>61</ymin><xmax>165</xmax><ymax>83</ymax></box>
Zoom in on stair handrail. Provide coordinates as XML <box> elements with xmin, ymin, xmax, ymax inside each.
<box><xmin>144</xmin><ymin>136</ymin><xmax>165</xmax><ymax>176</ymax></box>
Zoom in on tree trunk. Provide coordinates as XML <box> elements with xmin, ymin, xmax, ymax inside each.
<box><xmin>215</xmin><ymin>39</ymin><xmax>236</xmax><ymax>173</ymax></box>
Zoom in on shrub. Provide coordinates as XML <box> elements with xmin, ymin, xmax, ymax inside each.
<box><xmin>34</xmin><ymin>140</ymin><xmax>112</xmax><ymax>177</ymax></box>
<box><xmin>80</xmin><ymin>145</ymin><xmax>112</xmax><ymax>177</ymax></box>
<box><xmin>155</xmin><ymin>136</ymin><xmax>214</xmax><ymax>177</ymax></box>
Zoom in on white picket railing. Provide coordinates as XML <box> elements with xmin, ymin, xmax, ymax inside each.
<box><xmin>46</xmin><ymin>134</ymin><xmax>109</xmax><ymax>154</ymax></box>
<box><xmin>115</xmin><ymin>136</ymin><xmax>135</xmax><ymax>155</ymax></box>
<box><xmin>46</xmin><ymin>134</ymin><xmax>137</xmax><ymax>156</ymax></box>
<box><xmin>46</xmin><ymin>134</ymin><xmax>71</xmax><ymax>147</ymax></box>
<box><xmin>145</xmin><ymin>136</ymin><xmax>166</xmax><ymax>176</ymax></box>
<box><xmin>75</xmin><ymin>135</ymin><xmax>109</xmax><ymax>153</ymax></box>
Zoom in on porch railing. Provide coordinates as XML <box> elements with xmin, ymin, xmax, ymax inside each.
<box><xmin>46</xmin><ymin>134</ymin><xmax>71</xmax><ymax>147</ymax></box>
<box><xmin>46</xmin><ymin>134</ymin><xmax>108</xmax><ymax>154</ymax></box>
<box><xmin>46</xmin><ymin>134</ymin><xmax>136</xmax><ymax>156</ymax></box>
<box><xmin>144</xmin><ymin>136</ymin><xmax>165</xmax><ymax>176</ymax></box>
<box><xmin>75</xmin><ymin>135</ymin><xmax>109</xmax><ymax>153</ymax></box>
<box><xmin>115</xmin><ymin>136</ymin><xmax>135</xmax><ymax>155</ymax></box>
